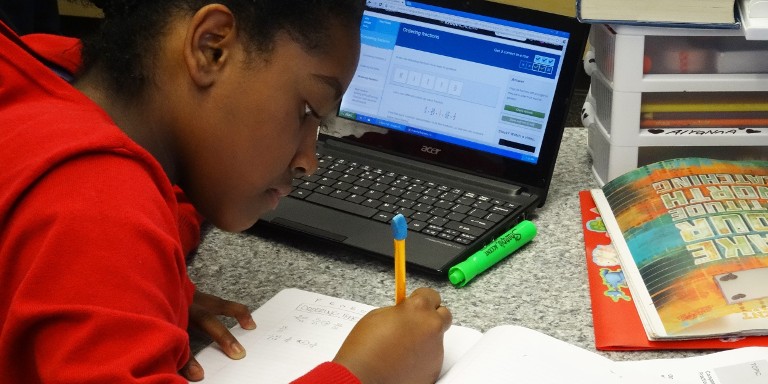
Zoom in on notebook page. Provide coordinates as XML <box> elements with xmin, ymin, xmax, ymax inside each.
<box><xmin>617</xmin><ymin>347</ymin><xmax>768</xmax><ymax>383</ymax></box>
<box><xmin>194</xmin><ymin>288</ymin><xmax>483</xmax><ymax>383</ymax></box>
<box><xmin>196</xmin><ymin>288</ymin><xmax>373</xmax><ymax>383</ymax></box>
<box><xmin>436</xmin><ymin>325</ymin><xmax>645</xmax><ymax>384</ymax></box>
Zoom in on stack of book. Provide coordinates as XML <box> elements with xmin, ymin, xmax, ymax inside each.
<box><xmin>576</xmin><ymin>0</ymin><xmax>739</xmax><ymax>28</ymax></box>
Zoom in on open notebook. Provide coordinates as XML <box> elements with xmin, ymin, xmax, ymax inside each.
<box><xmin>194</xmin><ymin>288</ymin><xmax>768</xmax><ymax>383</ymax></box>
<box><xmin>257</xmin><ymin>0</ymin><xmax>589</xmax><ymax>274</ymax></box>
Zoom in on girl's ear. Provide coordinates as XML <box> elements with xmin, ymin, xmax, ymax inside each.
<box><xmin>184</xmin><ymin>4</ymin><xmax>237</xmax><ymax>88</ymax></box>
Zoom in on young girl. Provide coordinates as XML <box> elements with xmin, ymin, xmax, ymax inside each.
<box><xmin>0</xmin><ymin>1</ymin><xmax>451</xmax><ymax>382</ymax></box>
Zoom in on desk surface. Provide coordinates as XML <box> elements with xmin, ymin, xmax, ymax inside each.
<box><xmin>187</xmin><ymin>127</ymin><xmax>706</xmax><ymax>362</ymax></box>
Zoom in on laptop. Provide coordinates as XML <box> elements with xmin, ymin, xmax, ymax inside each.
<box><xmin>256</xmin><ymin>0</ymin><xmax>589</xmax><ymax>275</ymax></box>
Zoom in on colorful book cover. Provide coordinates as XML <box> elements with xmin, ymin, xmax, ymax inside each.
<box><xmin>580</xmin><ymin>190</ymin><xmax>768</xmax><ymax>350</ymax></box>
<box><xmin>591</xmin><ymin>158</ymin><xmax>768</xmax><ymax>340</ymax></box>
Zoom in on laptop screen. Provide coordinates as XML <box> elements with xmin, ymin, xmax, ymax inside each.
<box><xmin>338</xmin><ymin>0</ymin><xmax>573</xmax><ymax>165</ymax></box>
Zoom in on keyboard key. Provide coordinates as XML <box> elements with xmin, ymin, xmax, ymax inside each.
<box><xmin>402</xmin><ymin>191</ymin><xmax>421</xmax><ymax>201</ymax></box>
<box><xmin>456</xmin><ymin>196</ymin><xmax>475</xmax><ymax>206</ymax></box>
<box><xmin>417</xmin><ymin>195</ymin><xmax>437</xmax><ymax>205</ymax></box>
<box><xmin>380</xmin><ymin>194</ymin><xmax>400</xmax><ymax>204</ymax></box>
<box><xmin>445</xmin><ymin>221</ymin><xmax>484</xmax><ymax>236</ymax></box>
<box><xmin>330</xmin><ymin>190</ymin><xmax>351</xmax><ymax>200</ymax></box>
<box><xmin>328</xmin><ymin>163</ymin><xmax>349</xmax><ymax>172</ymax></box>
<box><xmin>472</xmin><ymin>201</ymin><xmax>492</xmax><ymax>211</ymax></box>
<box><xmin>318</xmin><ymin>177</ymin><xmax>336</xmax><ymax>186</ymax></box>
<box><xmin>370</xmin><ymin>183</ymin><xmax>389</xmax><ymax>192</ymax></box>
<box><xmin>422</xmin><ymin>228</ymin><xmax>439</xmax><ymax>236</ymax></box>
<box><xmin>394</xmin><ymin>207</ymin><xmax>415</xmax><ymax>217</ymax></box>
<box><xmin>428</xmin><ymin>217</ymin><xmax>449</xmax><ymax>227</ymax></box>
<box><xmin>485</xmin><ymin>213</ymin><xmax>505</xmax><ymax>223</ymax></box>
<box><xmin>438</xmin><ymin>232</ymin><xmax>455</xmax><ymax>241</ymax></box>
<box><xmin>453</xmin><ymin>238</ymin><xmax>471</xmax><ymax>245</ymax></box>
<box><xmin>289</xmin><ymin>189</ymin><xmax>311</xmax><ymax>199</ymax></box>
<box><xmin>429</xmin><ymin>207</ymin><xmax>450</xmax><ymax>217</ymax></box>
<box><xmin>298</xmin><ymin>181</ymin><xmax>319</xmax><ymax>191</ymax></box>
<box><xmin>391</xmin><ymin>179</ymin><xmax>409</xmax><ymax>188</ymax></box>
<box><xmin>413</xmin><ymin>203</ymin><xmax>433</xmax><ymax>213</ymax></box>
<box><xmin>323</xmin><ymin>170</ymin><xmax>343</xmax><ymax>180</ymax></box>
<box><xmin>439</xmin><ymin>192</ymin><xmax>460</xmax><ymax>201</ymax></box>
<box><xmin>364</xmin><ymin>190</ymin><xmax>384</xmax><ymax>200</ymax></box>
<box><xmin>453</xmin><ymin>234</ymin><xmax>475</xmax><ymax>245</ymax></box>
<box><xmin>373</xmin><ymin>212</ymin><xmax>395</xmax><ymax>223</ymax></box>
<box><xmin>378</xmin><ymin>203</ymin><xmax>398</xmax><ymax>213</ymax></box>
<box><xmin>410</xmin><ymin>212</ymin><xmax>432</xmax><ymax>222</ymax></box>
<box><xmin>337</xmin><ymin>174</ymin><xmax>357</xmax><ymax>184</ymax></box>
<box><xmin>347</xmin><ymin>185</ymin><xmax>366</xmax><ymax>195</ymax></box>
<box><xmin>446</xmin><ymin>212</ymin><xmax>467</xmax><ymax>222</ymax></box>
<box><xmin>463</xmin><ymin>217</ymin><xmax>491</xmax><ymax>229</ymax></box>
<box><xmin>490</xmin><ymin>206</ymin><xmax>512</xmax><ymax>215</ymax></box>
<box><xmin>315</xmin><ymin>185</ymin><xmax>334</xmax><ymax>195</ymax></box>
<box><xmin>346</xmin><ymin>194</ymin><xmax>366</xmax><ymax>204</ymax></box>
<box><xmin>468</xmin><ymin>208</ymin><xmax>488</xmax><ymax>218</ymax></box>
<box><xmin>353</xmin><ymin>179</ymin><xmax>373</xmax><ymax>188</ymax></box>
<box><xmin>362</xmin><ymin>199</ymin><xmax>382</xmax><ymax>209</ymax></box>
<box><xmin>409</xmin><ymin>220</ymin><xmax>427</xmax><ymax>231</ymax></box>
<box><xmin>407</xmin><ymin>185</ymin><xmax>426</xmax><ymax>193</ymax></box>
<box><xmin>451</xmin><ymin>204</ymin><xmax>471</xmax><ymax>214</ymax></box>
<box><xmin>306</xmin><ymin>193</ymin><xmax>377</xmax><ymax>217</ymax></box>
<box><xmin>332</xmin><ymin>181</ymin><xmax>352</xmax><ymax>191</ymax></box>
<box><xmin>346</xmin><ymin>168</ymin><xmax>364</xmax><ymax>176</ymax></box>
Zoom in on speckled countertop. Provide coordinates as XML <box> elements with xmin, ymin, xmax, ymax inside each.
<box><xmin>187</xmin><ymin>127</ymin><xmax>708</xmax><ymax>362</ymax></box>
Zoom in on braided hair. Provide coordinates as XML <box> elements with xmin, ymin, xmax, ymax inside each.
<box><xmin>73</xmin><ymin>0</ymin><xmax>364</xmax><ymax>99</ymax></box>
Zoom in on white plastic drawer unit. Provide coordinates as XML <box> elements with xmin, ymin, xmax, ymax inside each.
<box><xmin>586</xmin><ymin>24</ymin><xmax>768</xmax><ymax>93</ymax></box>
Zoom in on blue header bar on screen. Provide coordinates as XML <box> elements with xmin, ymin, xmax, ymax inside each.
<box><xmin>393</xmin><ymin>22</ymin><xmax>560</xmax><ymax>79</ymax></box>
<box><xmin>405</xmin><ymin>1</ymin><xmax>570</xmax><ymax>38</ymax></box>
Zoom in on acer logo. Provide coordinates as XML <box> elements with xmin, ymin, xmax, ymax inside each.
<box><xmin>421</xmin><ymin>145</ymin><xmax>442</xmax><ymax>155</ymax></box>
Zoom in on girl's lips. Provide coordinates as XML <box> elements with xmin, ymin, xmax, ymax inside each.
<box><xmin>267</xmin><ymin>186</ymin><xmax>292</xmax><ymax>210</ymax></box>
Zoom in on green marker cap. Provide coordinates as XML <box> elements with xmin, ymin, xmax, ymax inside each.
<box><xmin>448</xmin><ymin>220</ymin><xmax>537</xmax><ymax>287</ymax></box>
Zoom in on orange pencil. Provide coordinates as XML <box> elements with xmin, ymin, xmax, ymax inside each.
<box><xmin>391</xmin><ymin>214</ymin><xmax>407</xmax><ymax>304</ymax></box>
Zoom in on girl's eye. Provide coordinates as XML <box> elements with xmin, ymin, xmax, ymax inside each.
<box><xmin>304</xmin><ymin>103</ymin><xmax>316</xmax><ymax>118</ymax></box>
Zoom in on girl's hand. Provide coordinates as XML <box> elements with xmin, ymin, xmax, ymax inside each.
<box><xmin>180</xmin><ymin>290</ymin><xmax>256</xmax><ymax>381</ymax></box>
<box><xmin>333</xmin><ymin>287</ymin><xmax>452</xmax><ymax>384</ymax></box>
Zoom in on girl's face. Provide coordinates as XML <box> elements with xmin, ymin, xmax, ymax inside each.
<box><xmin>177</xmin><ymin>21</ymin><xmax>360</xmax><ymax>232</ymax></box>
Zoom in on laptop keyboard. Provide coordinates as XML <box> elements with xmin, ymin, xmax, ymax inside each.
<box><xmin>287</xmin><ymin>153</ymin><xmax>519</xmax><ymax>246</ymax></box>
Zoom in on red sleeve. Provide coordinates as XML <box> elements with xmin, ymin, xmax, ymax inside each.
<box><xmin>173</xmin><ymin>185</ymin><xmax>204</xmax><ymax>256</ymax></box>
<box><xmin>291</xmin><ymin>362</ymin><xmax>361</xmax><ymax>384</ymax></box>
<box><xmin>20</xmin><ymin>33</ymin><xmax>81</xmax><ymax>75</ymax></box>
<box><xmin>0</xmin><ymin>154</ymin><xmax>194</xmax><ymax>383</ymax></box>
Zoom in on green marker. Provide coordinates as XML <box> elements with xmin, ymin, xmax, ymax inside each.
<box><xmin>448</xmin><ymin>220</ymin><xmax>537</xmax><ymax>287</ymax></box>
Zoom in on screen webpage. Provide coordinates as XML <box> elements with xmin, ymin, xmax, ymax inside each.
<box><xmin>338</xmin><ymin>0</ymin><xmax>571</xmax><ymax>164</ymax></box>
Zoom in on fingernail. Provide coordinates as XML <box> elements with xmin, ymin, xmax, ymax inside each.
<box><xmin>244</xmin><ymin>318</ymin><xmax>257</xmax><ymax>330</ymax></box>
<box><xmin>188</xmin><ymin>361</ymin><xmax>204</xmax><ymax>380</ymax></box>
<box><xmin>230</xmin><ymin>342</ymin><xmax>246</xmax><ymax>359</ymax></box>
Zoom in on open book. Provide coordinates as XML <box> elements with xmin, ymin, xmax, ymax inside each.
<box><xmin>591</xmin><ymin>158</ymin><xmax>768</xmax><ymax>341</ymax></box>
<box><xmin>579</xmin><ymin>190</ymin><xmax>768</xmax><ymax>350</ymax></box>
<box><xmin>193</xmin><ymin>288</ymin><xmax>768</xmax><ymax>383</ymax></box>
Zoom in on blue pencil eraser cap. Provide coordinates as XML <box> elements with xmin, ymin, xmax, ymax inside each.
<box><xmin>391</xmin><ymin>213</ymin><xmax>408</xmax><ymax>240</ymax></box>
